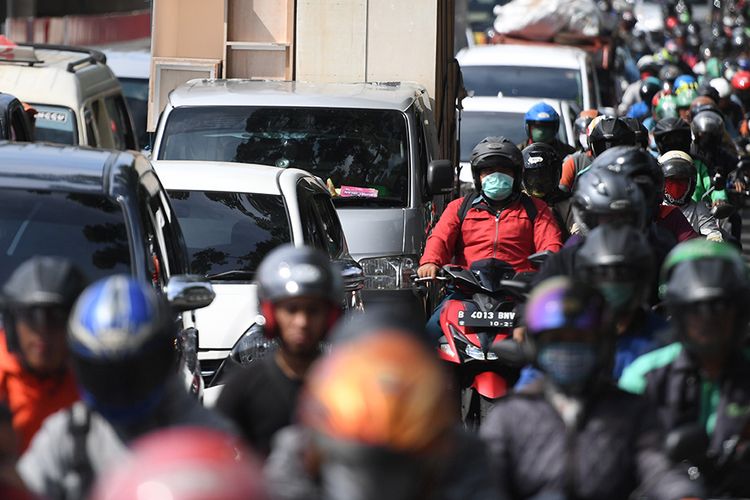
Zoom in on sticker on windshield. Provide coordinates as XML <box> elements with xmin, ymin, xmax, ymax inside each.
<box><xmin>339</xmin><ymin>186</ymin><xmax>379</xmax><ymax>198</ymax></box>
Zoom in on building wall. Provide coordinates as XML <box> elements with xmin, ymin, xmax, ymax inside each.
<box><xmin>35</xmin><ymin>0</ymin><xmax>149</xmax><ymax>16</ymax></box>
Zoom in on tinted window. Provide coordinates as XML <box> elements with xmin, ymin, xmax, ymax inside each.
<box><xmin>312</xmin><ymin>194</ymin><xmax>346</xmax><ymax>258</ymax></box>
<box><xmin>31</xmin><ymin>104</ymin><xmax>78</xmax><ymax>145</ymax></box>
<box><xmin>119</xmin><ymin>78</ymin><xmax>149</xmax><ymax>150</ymax></box>
<box><xmin>0</xmin><ymin>189</ymin><xmax>130</xmax><ymax>284</ymax></box>
<box><xmin>462</xmin><ymin>66</ymin><xmax>583</xmax><ymax>107</ymax></box>
<box><xmin>160</xmin><ymin>106</ymin><xmax>410</xmax><ymax>208</ymax></box>
<box><xmin>104</xmin><ymin>95</ymin><xmax>137</xmax><ymax>150</ymax></box>
<box><xmin>166</xmin><ymin>190</ymin><xmax>291</xmax><ymax>279</ymax></box>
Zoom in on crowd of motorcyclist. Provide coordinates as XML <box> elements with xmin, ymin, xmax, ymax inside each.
<box><xmin>1</xmin><ymin>2</ymin><xmax>750</xmax><ymax>499</ymax></box>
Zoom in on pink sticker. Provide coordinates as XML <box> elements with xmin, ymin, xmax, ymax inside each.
<box><xmin>339</xmin><ymin>185</ymin><xmax>379</xmax><ymax>198</ymax></box>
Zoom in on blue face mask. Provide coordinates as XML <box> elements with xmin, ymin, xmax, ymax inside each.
<box><xmin>481</xmin><ymin>172</ymin><xmax>514</xmax><ymax>201</ymax></box>
<box><xmin>537</xmin><ymin>342</ymin><xmax>598</xmax><ymax>392</ymax></box>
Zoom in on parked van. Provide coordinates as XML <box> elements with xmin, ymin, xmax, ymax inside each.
<box><xmin>0</xmin><ymin>43</ymin><xmax>138</xmax><ymax>149</ymax></box>
<box><xmin>152</xmin><ymin>80</ymin><xmax>453</xmax><ymax>315</ymax></box>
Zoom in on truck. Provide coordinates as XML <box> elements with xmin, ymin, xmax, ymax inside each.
<box><xmin>147</xmin><ymin>0</ymin><xmax>463</xmax><ymax>317</ymax></box>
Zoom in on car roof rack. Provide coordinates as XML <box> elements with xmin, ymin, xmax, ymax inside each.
<box><xmin>18</xmin><ymin>43</ymin><xmax>107</xmax><ymax>73</ymax></box>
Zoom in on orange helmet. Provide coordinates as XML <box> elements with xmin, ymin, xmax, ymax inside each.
<box><xmin>299</xmin><ymin>330</ymin><xmax>453</xmax><ymax>455</ymax></box>
<box><xmin>90</xmin><ymin>428</ymin><xmax>267</xmax><ymax>500</ymax></box>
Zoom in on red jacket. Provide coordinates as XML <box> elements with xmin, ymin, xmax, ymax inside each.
<box><xmin>420</xmin><ymin>195</ymin><xmax>563</xmax><ymax>273</ymax></box>
<box><xmin>656</xmin><ymin>205</ymin><xmax>700</xmax><ymax>243</ymax></box>
<box><xmin>0</xmin><ymin>332</ymin><xmax>78</xmax><ymax>452</ymax></box>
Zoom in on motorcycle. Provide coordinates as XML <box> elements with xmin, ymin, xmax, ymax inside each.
<box><xmin>415</xmin><ymin>255</ymin><xmax>545</xmax><ymax>429</ymax></box>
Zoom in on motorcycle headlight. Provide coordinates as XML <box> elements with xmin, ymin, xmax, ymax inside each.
<box><xmin>229</xmin><ymin>322</ymin><xmax>277</xmax><ymax>365</ymax></box>
<box><xmin>358</xmin><ymin>255</ymin><xmax>418</xmax><ymax>290</ymax></box>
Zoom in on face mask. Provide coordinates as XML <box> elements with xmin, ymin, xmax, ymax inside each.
<box><xmin>481</xmin><ymin>172</ymin><xmax>514</xmax><ymax>201</ymax></box>
<box><xmin>665</xmin><ymin>178</ymin><xmax>690</xmax><ymax>204</ymax></box>
<box><xmin>537</xmin><ymin>342</ymin><xmax>598</xmax><ymax>392</ymax></box>
<box><xmin>598</xmin><ymin>281</ymin><xmax>637</xmax><ymax>313</ymax></box>
<box><xmin>531</xmin><ymin>126</ymin><xmax>556</xmax><ymax>143</ymax></box>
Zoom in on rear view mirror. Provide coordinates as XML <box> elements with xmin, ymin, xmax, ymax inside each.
<box><xmin>333</xmin><ymin>259</ymin><xmax>365</xmax><ymax>293</ymax></box>
<box><xmin>165</xmin><ymin>274</ymin><xmax>215</xmax><ymax>312</ymax></box>
<box><xmin>427</xmin><ymin>160</ymin><xmax>454</xmax><ymax>195</ymax></box>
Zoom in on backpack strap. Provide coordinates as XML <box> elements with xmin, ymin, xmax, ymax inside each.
<box><xmin>67</xmin><ymin>404</ymin><xmax>94</xmax><ymax>499</ymax></box>
<box><xmin>519</xmin><ymin>193</ymin><xmax>538</xmax><ymax>224</ymax></box>
<box><xmin>457</xmin><ymin>191</ymin><xmax>478</xmax><ymax>225</ymax></box>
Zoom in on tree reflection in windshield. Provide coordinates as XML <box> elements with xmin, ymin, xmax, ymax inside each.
<box><xmin>160</xmin><ymin>106</ymin><xmax>409</xmax><ymax>207</ymax></box>
<box><xmin>167</xmin><ymin>190</ymin><xmax>292</xmax><ymax>279</ymax></box>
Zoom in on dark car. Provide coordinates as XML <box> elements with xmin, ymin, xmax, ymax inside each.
<box><xmin>0</xmin><ymin>142</ymin><xmax>213</xmax><ymax>395</ymax></box>
<box><xmin>0</xmin><ymin>93</ymin><xmax>34</xmax><ymax>142</ymax></box>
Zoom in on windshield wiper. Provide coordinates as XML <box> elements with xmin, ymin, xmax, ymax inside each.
<box><xmin>205</xmin><ymin>270</ymin><xmax>255</xmax><ymax>281</ymax></box>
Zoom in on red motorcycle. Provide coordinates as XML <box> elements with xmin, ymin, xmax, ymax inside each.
<box><xmin>417</xmin><ymin>256</ymin><xmax>542</xmax><ymax>428</ymax></box>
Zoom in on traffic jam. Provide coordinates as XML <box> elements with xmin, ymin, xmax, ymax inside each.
<box><xmin>0</xmin><ymin>0</ymin><xmax>749</xmax><ymax>498</ymax></box>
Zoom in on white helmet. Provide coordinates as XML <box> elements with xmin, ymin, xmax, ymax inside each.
<box><xmin>710</xmin><ymin>77</ymin><xmax>732</xmax><ymax>99</ymax></box>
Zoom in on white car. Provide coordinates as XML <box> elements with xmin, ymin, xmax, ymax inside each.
<box><xmin>459</xmin><ymin>96</ymin><xmax>576</xmax><ymax>186</ymax></box>
<box><xmin>152</xmin><ymin>160</ymin><xmax>363</xmax><ymax>403</ymax></box>
<box><xmin>457</xmin><ymin>44</ymin><xmax>601</xmax><ymax>110</ymax></box>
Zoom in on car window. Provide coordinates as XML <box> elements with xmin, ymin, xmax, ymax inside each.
<box><xmin>9</xmin><ymin>106</ymin><xmax>29</xmax><ymax>142</ymax></box>
<box><xmin>119</xmin><ymin>77</ymin><xmax>149</xmax><ymax>150</ymax></box>
<box><xmin>296</xmin><ymin>182</ymin><xmax>327</xmax><ymax>250</ymax></box>
<box><xmin>104</xmin><ymin>94</ymin><xmax>138</xmax><ymax>150</ymax></box>
<box><xmin>32</xmin><ymin>104</ymin><xmax>78</xmax><ymax>145</ymax></box>
<box><xmin>0</xmin><ymin>189</ymin><xmax>131</xmax><ymax>284</ymax></box>
<box><xmin>160</xmin><ymin>106</ymin><xmax>410</xmax><ymax>208</ymax></box>
<box><xmin>312</xmin><ymin>194</ymin><xmax>346</xmax><ymax>259</ymax></box>
<box><xmin>462</xmin><ymin>66</ymin><xmax>584</xmax><ymax>107</ymax></box>
<box><xmin>138</xmin><ymin>184</ymin><xmax>169</xmax><ymax>289</ymax></box>
<box><xmin>90</xmin><ymin>99</ymin><xmax>115</xmax><ymax>149</ymax></box>
<box><xmin>166</xmin><ymin>190</ymin><xmax>292</xmax><ymax>279</ymax></box>
<box><xmin>141</xmin><ymin>172</ymin><xmax>188</xmax><ymax>277</ymax></box>
<box><xmin>83</xmin><ymin>105</ymin><xmax>98</xmax><ymax>147</ymax></box>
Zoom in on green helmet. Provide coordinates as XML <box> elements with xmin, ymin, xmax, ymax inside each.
<box><xmin>705</xmin><ymin>57</ymin><xmax>723</xmax><ymax>80</ymax></box>
<box><xmin>659</xmin><ymin>239</ymin><xmax>750</xmax><ymax>304</ymax></box>
<box><xmin>654</xmin><ymin>95</ymin><xmax>679</xmax><ymax>120</ymax></box>
<box><xmin>675</xmin><ymin>88</ymin><xmax>698</xmax><ymax>109</ymax></box>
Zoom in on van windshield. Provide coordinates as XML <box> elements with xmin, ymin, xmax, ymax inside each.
<box><xmin>462</xmin><ymin>66</ymin><xmax>583</xmax><ymax>107</ymax></box>
<box><xmin>159</xmin><ymin>106</ymin><xmax>410</xmax><ymax>208</ymax></box>
<box><xmin>31</xmin><ymin>104</ymin><xmax>78</xmax><ymax>145</ymax></box>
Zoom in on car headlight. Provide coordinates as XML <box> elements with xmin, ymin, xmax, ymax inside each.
<box><xmin>358</xmin><ymin>255</ymin><xmax>418</xmax><ymax>290</ymax></box>
<box><xmin>229</xmin><ymin>321</ymin><xmax>277</xmax><ymax>365</ymax></box>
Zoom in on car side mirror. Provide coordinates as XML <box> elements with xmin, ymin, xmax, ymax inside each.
<box><xmin>427</xmin><ymin>160</ymin><xmax>454</xmax><ymax>195</ymax></box>
<box><xmin>333</xmin><ymin>259</ymin><xmax>365</xmax><ymax>293</ymax></box>
<box><xmin>165</xmin><ymin>274</ymin><xmax>215</xmax><ymax>312</ymax></box>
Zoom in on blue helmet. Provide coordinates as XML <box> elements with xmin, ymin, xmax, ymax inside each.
<box><xmin>673</xmin><ymin>74</ymin><xmax>697</xmax><ymax>91</ymax></box>
<box><xmin>525</xmin><ymin>102</ymin><xmax>560</xmax><ymax>126</ymax></box>
<box><xmin>68</xmin><ymin>275</ymin><xmax>176</xmax><ymax>424</ymax></box>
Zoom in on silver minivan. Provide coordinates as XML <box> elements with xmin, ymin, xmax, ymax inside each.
<box><xmin>152</xmin><ymin>80</ymin><xmax>453</xmax><ymax>314</ymax></box>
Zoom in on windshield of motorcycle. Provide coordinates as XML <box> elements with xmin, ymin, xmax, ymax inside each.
<box><xmin>159</xmin><ymin>106</ymin><xmax>410</xmax><ymax>208</ymax></box>
<box><xmin>469</xmin><ymin>258</ymin><xmax>516</xmax><ymax>293</ymax></box>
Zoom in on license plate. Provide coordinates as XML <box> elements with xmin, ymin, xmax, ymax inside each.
<box><xmin>457</xmin><ymin>310</ymin><xmax>515</xmax><ymax>328</ymax></box>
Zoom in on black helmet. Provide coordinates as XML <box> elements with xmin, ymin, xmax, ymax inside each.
<box><xmin>658</xmin><ymin>64</ymin><xmax>681</xmax><ymax>87</ymax></box>
<box><xmin>639</xmin><ymin>77</ymin><xmax>662</xmax><ymax>105</ymax></box>
<box><xmin>658</xmin><ymin>150</ymin><xmax>697</xmax><ymax>205</ymax></box>
<box><xmin>68</xmin><ymin>276</ymin><xmax>176</xmax><ymax>424</ymax></box>
<box><xmin>622</xmin><ymin>117</ymin><xmax>649</xmax><ymax>149</ymax></box>
<box><xmin>256</xmin><ymin>244</ymin><xmax>343</xmax><ymax>337</ymax></box>
<box><xmin>660</xmin><ymin>240</ymin><xmax>750</xmax><ymax>356</ymax></box>
<box><xmin>522</xmin><ymin>142</ymin><xmax>562</xmax><ymax>199</ymax></box>
<box><xmin>469</xmin><ymin>136</ymin><xmax>523</xmax><ymax>195</ymax></box>
<box><xmin>572</xmin><ymin>165</ymin><xmax>647</xmax><ymax>234</ymax></box>
<box><xmin>591</xmin><ymin>146</ymin><xmax>664</xmax><ymax>220</ymax></box>
<box><xmin>575</xmin><ymin>224</ymin><xmax>655</xmax><ymax>315</ymax></box>
<box><xmin>2</xmin><ymin>256</ymin><xmax>88</xmax><ymax>353</ymax></box>
<box><xmin>690</xmin><ymin>110</ymin><xmax>725</xmax><ymax>152</ymax></box>
<box><xmin>588</xmin><ymin>117</ymin><xmax>636</xmax><ymax>157</ymax></box>
<box><xmin>653</xmin><ymin>117</ymin><xmax>692</xmax><ymax>154</ymax></box>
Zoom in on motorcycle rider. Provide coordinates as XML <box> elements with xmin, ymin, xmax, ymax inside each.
<box><xmin>620</xmin><ymin>239</ymin><xmax>750</xmax><ymax>497</ymax></box>
<box><xmin>418</xmin><ymin>137</ymin><xmax>562</xmax><ymax>341</ymax></box>
<box><xmin>658</xmin><ymin>150</ymin><xmax>723</xmax><ymax>241</ymax></box>
<box><xmin>481</xmin><ymin>276</ymin><xmax>704</xmax><ymax>500</ymax></box>
<box><xmin>265</xmin><ymin>313</ymin><xmax>498</xmax><ymax>500</ymax></box>
<box><xmin>0</xmin><ymin>257</ymin><xmax>87</xmax><ymax>451</ymax></box>
<box><xmin>90</xmin><ymin>428</ymin><xmax>267</xmax><ymax>500</ymax></box>
<box><xmin>216</xmin><ymin>244</ymin><xmax>342</xmax><ymax>456</ymax></box>
<box><xmin>518</xmin><ymin>102</ymin><xmax>576</xmax><ymax>160</ymax></box>
<box><xmin>522</xmin><ymin>142</ymin><xmax>572</xmax><ymax>239</ymax></box>
<box><xmin>17</xmin><ymin>275</ymin><xmax>234</xmax><ymax>500</ymax></box>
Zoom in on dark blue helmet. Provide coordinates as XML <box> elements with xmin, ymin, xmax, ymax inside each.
<box><xmin>68</xmin><ymin>276</ymin><xmax>176</xmax><ymax>424</ymax></box>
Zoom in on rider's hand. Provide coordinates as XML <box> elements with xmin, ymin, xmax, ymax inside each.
<box><xmin>417</xmin><ymin>263</ymin><xmax>440</xmax><ymax>279</ymax></box>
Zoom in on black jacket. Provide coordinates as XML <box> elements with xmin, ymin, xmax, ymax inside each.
<box><xmin>480</xmin><ymin>381</ymin><xmax>703</xmax><ymax>500</ymax></box>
